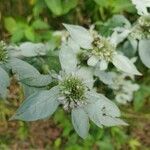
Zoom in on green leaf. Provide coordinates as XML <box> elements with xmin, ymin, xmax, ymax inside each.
<box><xmin>63</xmin><ymin>0</ymin><xmax>78</xmax><ymax>14</ymax></box>
<box><xmin>45</xmin><ymin>0</ymin><xmax>78</xmax><ymax>16</ymax></box>
<box><xmin>94</xmin><ymin>0</ymin><xmax>109</xmax><ymax>7</ymax></box>
<box><xmin>11</xmin><ymin>86</ymin><xmax>60</xmax><ymax>121</ymax></box>
<box><xmin>45</xmin><ymin>0</ymin><xmax>62</xmax><ymax>16</ymax></box>
<box><xmin>32</xmin><ymin>19</ymin><xmax>49</xmax><ymax>30</ymax></box>
<box><xmin>4</xmin><ymin>17</ymin><xmax>17</xmax><ymax>34</ymax></box>
<box><xmin>71</xmin><ymin>107</ymin><xmax>89</xmax><ymax>139</ymax></box>
<box><xmin>134</xmin><ymin>85</ymin><xmax>150</xmax><ymax>111</ymax></box>
<box><xmin>94</xmin><ymin>0</ymin><xmax>135</xmax><ymax>13</ymax></box>
<box><xmin>25</xmin><ymin>27</ymin><xmax>35</xmax><ymax>42</ymax></box>
<box><xmin>33</xmin><ymin>0</ymin><xmax>46</xmax><ymax>18</ymax></box>
<box><xmin>139</xmin><ymin>39</ymin><xmax>150</xmax><ymax>68</ymax></box>
<box><xmin>11</xmin><ymin>29</ymin><xmax>24</xmax><ymax>43</ymax></box>
<box><xmin>0</xmin><ymin>67</ymin><xmax>10</xmax><ymax>98</ymax></box>
<box><xmin>112</xmin><ymin>0</ymin><xmax>135</xmax><ymax>13</ymax></box>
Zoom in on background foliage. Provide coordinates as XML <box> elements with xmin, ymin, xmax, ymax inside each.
<box><xmin>0</xmin><ymin>0</ymin><xmax>149</xmax><ymax>149</ymax></box>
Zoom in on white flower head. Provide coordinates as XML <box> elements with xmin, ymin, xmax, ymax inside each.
<box><xmin>63</xmin><ymin>24</ymin><xmax>141</xmax><ymax>75</ymax></box>
<box><xmin>131</xmin><ymin>0</ymin><xmax>150</xmax><ymax>15</ymax></box>
<box><xmin>131</xmin><ymin>15</ymin><xmax>150</xmax><ymax>40</ymax></box>
<box><xmin>58</xmin><ymin>70</ymin><xmax>92</xmax><ymax>110</ymax></box>
<box><xmin>87</xmin><ymin>33</ymin><xmax>115</xmax><ymax>69</ymax></box>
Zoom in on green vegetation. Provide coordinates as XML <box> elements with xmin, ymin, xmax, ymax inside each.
<box><xmin>0</xmin><ymin>0</ymin><xmax>149</xmax><ymax>149</ymax></box>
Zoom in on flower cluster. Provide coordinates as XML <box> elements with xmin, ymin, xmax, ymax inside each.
<box><xmin>130</xmin><ymin>0</ymin><xmax>150</xmax><ymax>40</ymax></box>
<box><xmin>64</xmin><ymin>24</ymin><xmax>141</xmax><ymax>75</ymax></box>
<box><xmin>91</xmin><ymin>35</ymin><xmax>115</xmax><ymax>62</ymax></box>
<box><xmin>128</xmin><ymin>0</ymin><xmax>150</xmax><ymax>69</ymax></box>
<box><xmin>58</xmin><ymin>74</ymin><xmax>87</xmax><ymax>110</ymax></box>
<box><xmin>131</xmin><ymin>15</ymin><xmax>150</xmax><ymax>40</ymax></box>
<box><xmin>139</xmin><ymin>15</ymin><xmax>150</xmax><ymax>27</ymax></box>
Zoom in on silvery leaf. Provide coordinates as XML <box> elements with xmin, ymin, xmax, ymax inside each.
<box><xmin>99</xmin><ymin>60</ymin><xmax>108</xmax><ymax>70</ymax></box>
<box><xmin>72</xmin><ymin>107</ymin><xmax>89</xmax><ymax>139</ymax></box>
<box><xmin>0</xmin><ymin>67</ymin><xmax>10</xmax><ymax>98</ymax></box>
<box><xmin>110</xmin><ymin>27</ymin><xmax>130</xmax><ymax>47</ymax></box>
<box><xmin>112</xmin><ymin>53</ymin><xmax>141</xmax><ymax>75</ymax></box>
<box><xmin>84</xmin><ymin>99</ymin><xmax>103</xmax><ymax>128</ymax></box>
<box><xmin>128</xmin><ymin>37</ymin><xmax>138</xmax><ymax>52</ymax></box>
<box><xmin>98</xmin><ymin>116</ymin><xmax>128</xmax><ymax>126</ymax></box>
<box><xmin>22</xmin><ymin>83</ymin><xmax>46</xmax><ymax>98</ymax></box>
<box><xmin>9</xmin><ymin>58</ymin><xmax>52</xmax><ymax>87</ymax></box>
<box><xmin>59</xmin><ymin>43</ymin><xmax>77</xmax><ymax>73</ymax></box>
<box><xmin>9</xmin><ymin>58</ymin><xmax>40</xmax><ymax>79</ymax></box>
<box><xmin>7</xmin><ymin>45</ymin><xmax>22</xmax><ymax>57</ymax></box>
<box><xmin>20</xmin><ymin>74</ymin><xmax>52</xmax><ymax>87</ymax></box>
<box><xmin>85</xmin><ymin>91</ymin><xmax>127</xmax><ymax>127</ymax></box>
<box><xmin>87</xmin><ymin>56</ymin><xmax>99</xmax><ymax>66</ymax></box>
<box><xmin>139</xmin><ymin>39</ymin><xmax>150</xmax><ymax>68</ymax></box>
<box><xmin>85</xmin><ymin>91</ymin><xmax>121</xmax><ymax>117</ymax></box>
<box><xmin>19</xmin><ymin>42</ymin><xmax>47</xmax><ymax>57</ymax></box>
<box><xmin>11</xmin><ymin>86</ymin><xmax>60</xmax><ymax>121</ymax></box>
<box><xmin>68</xmin><ymin>38</ymin><xmax>80</xmax><ymax>54</ymax></box>
<box><xmin>94</xmin><ymin>70</ymin><xmax>114</xmax><ymax>85</ymax></box>
<box><xmin>63</xmin><ymin>24</ymin><xmax>93</xmax><ymax>49</ymax></box>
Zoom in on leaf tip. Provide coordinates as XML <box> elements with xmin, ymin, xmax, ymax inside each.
<box><xmin>121</xmin><ymin>120</ymin><xmax>129</xmax><ymax>126</ymax></box>
<box><xmin>62</xmin><ymin>23</ymin><xmax>69</xmax><ymax>28</ymax></box>
<box><xmin>9</xmin><ymin>115</ymin><xmax>16</xmax><ymax>121</ymax></box>
<box><xmin>135</xmin><ymin>70</ymin><xmax>142</xmax><ymax>76</ymax></box>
